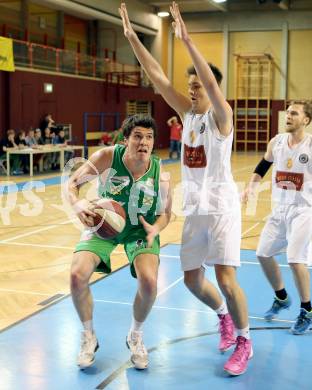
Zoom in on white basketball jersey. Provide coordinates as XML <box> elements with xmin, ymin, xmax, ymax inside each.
<box><xmin>181</xmin><ymin>110</ymin><xmax>239</xmax><ymax>215</ymax></box>
<box><xmin>272</xmin><ymin>133</ymin><xmax>312</xmax><ymax>206</ymax></box>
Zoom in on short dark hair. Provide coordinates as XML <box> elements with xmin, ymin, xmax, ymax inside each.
<box><xmin>187</xmin><ymin>63</ymin><xmax>223</xmax><ymax>85</ymax></box>
<box><xmin>289</xmin><ymin>100</ymin><xmax>312</xmax><ymax>125</ymax></box>
<box><xmin>122</xmin><ymin>114</ymin><xmax>157</xmax><ymax>139</ymax></box>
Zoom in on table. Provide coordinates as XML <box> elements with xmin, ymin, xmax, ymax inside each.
<box><xmin>6</xmin><ymin>145</ymin><xmax>84</xmax><ymax>177</ymax></box>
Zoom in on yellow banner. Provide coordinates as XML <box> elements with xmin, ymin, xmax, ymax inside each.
<box><xmin>0</xmin><ymin>36</ymin><xmax>15</xmax><ymax>72</ymax></box>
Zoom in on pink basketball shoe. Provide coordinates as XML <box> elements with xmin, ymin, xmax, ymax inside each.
<box><xmin>218</xmin><ymin>313</ymin><xmax>236</xmax><ymax>353</ymax></box>
<box><xmin>224</xmin><ymin>336</ymin><xmax>253</xmax><ymax>376</ymax></box>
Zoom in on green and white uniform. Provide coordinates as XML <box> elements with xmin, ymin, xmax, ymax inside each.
<box><xmin>75</xmin><ymin>144</ymin><xmax>162</xmax><ymax>277</ymax></box>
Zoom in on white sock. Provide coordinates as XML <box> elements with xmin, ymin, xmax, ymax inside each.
<box><xmin>236</xmin><ymin>326</ymin><xmax>250</xmax><ymax>340</ymax></box>
<box><xmin>215</xmin><ymin>302</ymin><xmax>228</xmax><ymax>316</ymax></box>
<box><xmin>82</xmin><ymin>320</ymin><xmax>93</xmax><ymax>333</ymax></box>
<box><xmin>130</xmin><ymin>317</ymin><xmax>144</xmax><ymax>332</ymax></box>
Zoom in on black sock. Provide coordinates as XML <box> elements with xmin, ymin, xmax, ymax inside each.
<box><xmin>275</xmin><ymin>288</ymin><xmax>287</xmax><ymax>300</ymax></box>
<box><xmin>300</xmin><ymin>301</ymin><xmax>312</xmax><ymax>312</ymax></box>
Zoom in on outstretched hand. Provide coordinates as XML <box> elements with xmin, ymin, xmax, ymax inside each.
<box><xmin>139</xmin><ymin>215</ymin><xmax>159</xmax><ymax>248</ymax></box>
<box><xmin>170</xmin><ymin>1</ymin><xmax>189</xmax><ymax>41</ymax></box>
<box><xmin>240</xmin><ymin>187</ymin><xmax>255</xmax><ymax>204</ymax></box>
<box><xmin>119</xmin><ymin>3</ymin><xmax>136</xmax><ymax>40</ymax></box>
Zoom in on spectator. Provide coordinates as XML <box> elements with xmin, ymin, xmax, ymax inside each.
<box><xmin>33</xmin><ymin>128</ymin><xmax>45</xmax><ymax>172</ymax></box>
<box><xmin>0</xmin><ymin>129</ymin><xmax>22</xmax><ymax>174</ymax></box>
<box><xmin>167</xmin><ymin>116</ymin><xmax>182</xmax><ymax>159</ymax></box>
<box><xmin>99</xmin><ymin>131</ymin><xmax>112</xmax><ymax>146</ymax></box>
<box><xmin>16</xmin><ymin>130</ymin><xmax>29</xmax><ymax>173</ymax></box>
<box><xmin>34</xmin><ymin>128</ymin><xmax>44</xmax><ymax>145</ymax></box>
<box><xmin>39</xmin><ymin>113</ymin><xmax>55</xmax><ymax>133</ymax></box>
<box><xmin>16</xmin><ymin>130</ymin><xmax>27</xmax><ymax>148</ymax></box>
<box><xmin>53</xmin><ymin>129</ymin><xmax>68</xmax><ymax>146</ymax></box>
<box><xmin>25</xmin><ymin>129</ymin><xmax>37</xmax><ymax>147</ymax></box>
<box><xmin>41</xmin><ymin>127</ymin><xmax>53</xmax><ymax>170</ymax></box>
<box><xmin>52</xmin><ymin>128</ymin><xmax>73</xmax><ymax>168</ymax></box>
<box><xmin>42</xmin><ymin>127</ymin><xmax>53</xmax><ymax>145</ymax></box>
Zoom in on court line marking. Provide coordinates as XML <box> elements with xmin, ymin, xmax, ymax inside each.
<box><xmin>0</xmin><ymin>288</ymin><xmax>52</xmax><ymax>296</ymax></box>
<box><xmin>241</xmin><ymin>213</ymin><xmax>270</xmax><ymax>237</ymax></box>
<box><xmin>0</xmin><ymin>217</ymin><xmax>78</xmax><ymax>243</ymax></box>
<box><xmin>232</xmin><ymin>164</ymin><xmax>259</xmax><ymax>173</ymax></box>
<box><xmin>156</xmin><ymin>277</ymin><xmax>184</xmax><ymax>297</ymax></box>
<box><xmin>93</xmin><ymin>298</ymin><xmax>296</xmax><ymax>324</ymax></box>
<box><xmin>0</xmin><ymin>286</ymin><xmax>296</xmax><ymax>325</ymax></box>
<box><xmin>96</xmin><ymin>325</ymin><xmax>292</xmax><ymax>389</ymax></box>
<box><xmin>0</xmin><ymin>276</ymin><xmax>184</xmax><ymax>298</ymax></box>
<box><xmin>0</xmin><ymin>242</ymin><xmax>75</xmax><ymax>250</ymax></box>
<box><xmin>0</xmin><ymin>246</ymin><xmax>309</xmax><ymax>270</ymax></box>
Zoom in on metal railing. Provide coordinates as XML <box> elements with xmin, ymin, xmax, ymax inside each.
<box><xmin>12</xmin><ymin>39</ymin><xmax>144</xmax><ymax>86</ymax></box>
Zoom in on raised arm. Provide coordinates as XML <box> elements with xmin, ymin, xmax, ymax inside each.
<box><xmin>170</xmin><ymin>2</ymin><xmax>232</xmax><ymax>136</ymax></box>
<box><xmin>119</xmin><ymin>3</ymin><xmax>191</xmax><ymax>116</ymax></box>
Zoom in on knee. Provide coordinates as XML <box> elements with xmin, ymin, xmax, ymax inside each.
<box><xmin>70</xmin><ymin>269</ymin><xmax>89</xmax><ymax>293</ymax></box>
<box><xmin>184</xmin><ymin>272</ymin><xmax>198</xmax><ymax>293</ymax></box>
<box><xmin>217</xmin><ymin>277</ymin><xmax>236</xmax><ymax>300</ymax></box>
<box><xmin>139</xmin><ymin>275</ymin><xmax>158</xmax><ymax>298</ymax></box>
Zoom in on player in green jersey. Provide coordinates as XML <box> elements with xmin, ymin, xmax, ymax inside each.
<box><xmin>67</xmin><ymin>114</ymin><xmax>172</xmax><ymax>370</ymax></box>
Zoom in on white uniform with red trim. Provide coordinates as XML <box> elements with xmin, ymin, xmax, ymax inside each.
<box><xmin>180</xmin><ymin>109</ymin><xmax>241</xmax><ymax>270</ymax></box>
<box><xmin>257</xmin><ymin>133</ymin><xmax>312</xmax><ymax>264</ymax></box>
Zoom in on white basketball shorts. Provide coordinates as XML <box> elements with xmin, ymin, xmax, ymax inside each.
<box><xmin>256</xmin><ymin>204</ymin><xmax>312</xmax><ymax>264</ymax></box>
<box><xmin>180</xmin><ymin>208</ymin><xmax>241</xmax><ymax>271</ymax></box>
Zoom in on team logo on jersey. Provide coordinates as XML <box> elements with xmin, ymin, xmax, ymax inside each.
<box><xmin>276</xmin><ymin>171</ymin><xmax>304</xmax><ymax>191</ymax></box>
<box><xmin>299</xmin><ymin>154</ymin><xmax>309</xmax><ymax>164</ymax></box>
<box><xmin>135</xmin><ymin>239</ymin><xmax>145</xmax><ymax>249</ymax></box>
<box><xmin>109</xmin><ymin>176</ymin><xmax>130</xmax><ymax>195</ymax></box>
<box><xmin>199</xmin><ymin>122</ymin><xmax>205</xmax><ymax>134</ymax></box>
<box><xmin>110</xmin><ymin>184</ymin><xmax>125</xmax><ymax>195</ymax></box>
<box><xmin>142</xmin><ymin>196</ymin><xmax>154</xmax><ymax>206</ymax></box>
<box><xmin>286</xmin><ymin>158</ymin><xmax>293</xmax><ymax>169</ymax></box>
<box><xmin>184</xmin><ymin>144</ymin><xmax>207</xmax><ymax>168</ymax></box>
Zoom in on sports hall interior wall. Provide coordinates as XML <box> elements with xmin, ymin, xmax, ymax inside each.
<box><xmin>0</xmin><ymin>69</ymin><xmax>176</xmax><ymax>148</ymax></box>
<box><xmin>173</xmin><ymin>29</ymin><xmax>312</xmax><ymax>101</ymax></box>
<box><xmin>174</xmin><ymin>10</ymin><xmax>312</xmax><ymax>101</ymax></box>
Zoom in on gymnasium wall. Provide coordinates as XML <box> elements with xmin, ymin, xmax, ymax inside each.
<box><xmin>172</xmin><ymin>30</ymin><xmax>283</xmax><ymax>100</ymax></box>
<box><xmin>64</xmin><ymin>14</ymin><xmax>88</xmax><ymax>53</ymax></box>
<box><xmin>160</xmin><ymin>18</ymin><xmax>170</xmax><ymax>75</ymax></box>
<box><xmin>173</xmin><ymin>32</ymin><xmax>224</xmax><ymax>96</ymax></box>
<box><xmin>0</xmin><ymin>72</ymin><xmax>9</xmax><ymax>133</ymax></box>
<box><xmin>173</xmin><ymin>10</ymin><xmax>312</xmax><ymax>101</ymax></box>
<box><xmin>0</xmin><ymin>69</ymin><xmax>175</xmax><ymax>149</ymax></box>
<box><xmin>28</xmin><ymin>2</ymin><xmax>58</xmax><ymax>46</ymax></box>
<box><xmin>288</xmin><ymin>30</ymin><xmax>312</xmax><ymax>100</ymax></box>
<box><xmin>228</xmin><ymin>31</ymin><xmax>282</xmax><ymax>100</ymax></box>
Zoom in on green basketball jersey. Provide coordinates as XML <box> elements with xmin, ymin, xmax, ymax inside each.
<box><xmin>98</xmin><ymin>144</ymin><xmax>161</xmax><ymax>242</ymax></box>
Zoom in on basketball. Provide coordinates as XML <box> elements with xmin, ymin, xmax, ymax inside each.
<box><xmin>92</xmin><ymin>199</ymin><xmax>126</xmax><ymax>239</ymax></box>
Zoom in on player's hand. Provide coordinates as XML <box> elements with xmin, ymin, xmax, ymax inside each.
<box><xmin>241</xmin><ymin>187</ymin><xmax>255</xmax><ymax>204</ymax></box>
<box><xmin>139</xmin><ymin>215</ymin><xmax>159</xmax><ymax>248</ymax></box>
<box><xmin>170</xmin><ymin>1</ymin><xmax>189</xmax><ymax>42</ymax></box>
<box><xmin>73</xmin><ymin>199</ymin><xmax>97</xmax><ymax>227</ymax></box>
<box><xmin>119</xmin><ymin>3</ymin><xmax>136</xmax><ymax>40</ymax></box>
